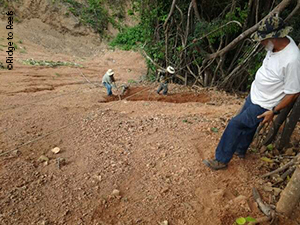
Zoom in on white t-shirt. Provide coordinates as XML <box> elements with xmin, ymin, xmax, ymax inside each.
<box><xmin>250</xmin><ymin>36</ymin><xmax>300</xmax><ymax>110</ymax></box>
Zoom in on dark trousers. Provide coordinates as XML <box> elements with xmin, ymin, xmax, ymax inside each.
<box><xmin>103</xmin><ymin>82</ymin><xmax>112</xmax><ymax>96</ymax></box>
<box><xmin>157</xmin><ymin>83</ymin><xmax>168</xmax><ymax>95</ymax></box>
<box><xmin>215</xmin><ymin>96</ymin><xmax>267</xmax><ymax>164</ymax></box>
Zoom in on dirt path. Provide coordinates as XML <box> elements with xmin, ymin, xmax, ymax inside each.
<box><xmin>0</xmin><ymin>20</ymin><xmax>300</xmax><ymax>225</ymax></box>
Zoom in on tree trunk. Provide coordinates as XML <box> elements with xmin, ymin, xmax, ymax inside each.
<box><xmin>277</xmin><ymin>97</ymin><xmax>300</xmax><ymax>150</ymax></box>
<box><xmin>276</xmin><ymin>163</ymin><xmax>300</xmax><ymax>216</ymax></box>
<box><xmin>262</xmin><ymin>103</ymin><xmax>294</xmax><ymax>146</ymax></box>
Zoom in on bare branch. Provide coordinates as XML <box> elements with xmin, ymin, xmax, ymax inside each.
<box><xmin>163</xmin><ymin>0</ymin><xmax>177</xmax><ymax>30</ymax></box>
<box><xmin>285</xmin><ymin>0</ymin><xmax>300</xmax><ymax>21</ymax></box>
<box><xmin>191</xmin><ymin>0</ymin><xmax>201</xmax><ymax>21</ymax></box>
<box><xmin>206</xmin><ymin>0</ymin><xmax>292</xmax><ymax>60</ymax></box>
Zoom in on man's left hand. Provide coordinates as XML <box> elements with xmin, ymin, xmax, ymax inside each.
<box><xmin>257</xmin><ymin>111</ymin><xmax>274</xmax><ymax>124</ymax></box>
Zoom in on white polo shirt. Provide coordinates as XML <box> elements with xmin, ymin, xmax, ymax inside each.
<box><xmin>250</xmin><ymin>36</ymin><xmax>300</xmax><ymax>110</ymax></box>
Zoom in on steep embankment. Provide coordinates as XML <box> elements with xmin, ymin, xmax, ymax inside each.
<box><xmin>0</xmin><ymin>0</ymin><xmax>107</xmax><ymax>57</ymax></box>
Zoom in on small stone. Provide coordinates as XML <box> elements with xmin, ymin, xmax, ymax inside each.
<box><xmin>38</xmin><ymin>155</ymin><xmax>49</xmax><ymax>163</ymax></box>
<box><xmin>233</xmin><ymin>195</ymin><xmax>247</xmax><ymax>203</ymax></box>
<box><xmin>112</xmin><ymin>189</ymin><xmax>120</xmax><ymax>197</ymax></box>
<box><xmin>51</xmin><ymin>147</ymin><xmax>60</xmax><ymax>154</ymax></box>
<box><xmin>159</xmin><ymin>221</ymin><xmax>168</xmax><ymax>225</ymax></box>
<box><xmin>95</xmin><ymin>175</ymin><xmax>102</xmax><ymax>181</ymax></box>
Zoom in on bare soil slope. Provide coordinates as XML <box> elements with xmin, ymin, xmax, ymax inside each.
<box><xmin>0</xmin><ymin>8</ymin><xmax>300</xmax><ymax>225</ymax></box>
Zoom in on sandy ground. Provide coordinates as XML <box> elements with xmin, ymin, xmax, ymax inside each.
<box><xmin>0</xmin><ymin>19</ymin><xmax>300</xmax><ymax>225</ymax></box>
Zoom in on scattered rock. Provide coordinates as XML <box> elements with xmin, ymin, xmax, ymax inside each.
<box><xmin>37</xmin><ymin>220</ymin><xmax>48</xmax><ymax>225</ymax></box>
<box><xmin>112</xmin><ymin>189</ymin><xmax>120</xmax><ymax>197</ymax></box>
<box><xmin>159</xmin><ymin>220</ymin><xmax>168</xmax><ymax>225</ymax></box>
<box><xmin>233</xmin><ymin>195</ymin><xmax>247</xmax><ymax>204</ymax></box>
<box><xmin>38</xmin><ymin>155</ymin><xmax>49</xmax><ymax>163</ymax></box>
<box><xmin>51</xmin><ymin>147</ymin><xmax>60</xmax><ymax>154</ymax></box>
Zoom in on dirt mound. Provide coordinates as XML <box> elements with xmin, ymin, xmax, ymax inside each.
<box><xmin>100</xmin><ymin>87</ymin><xmax>211</xmax><ymax>103</ymax></box>
<box><xmin>1</xmin><ymin>0</ymin><xmax>94</xmax><ymax>36</ymax></box>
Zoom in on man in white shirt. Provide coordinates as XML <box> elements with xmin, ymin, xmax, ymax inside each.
<box><xmin>102</xmin><ymin>69</ymin><xmax>116</xmax><ymax>96</ymax></box>
<box><xmin>203</xmin><ymin>16</ymin><xmax>300</xmax><ymax>170</ymax></box>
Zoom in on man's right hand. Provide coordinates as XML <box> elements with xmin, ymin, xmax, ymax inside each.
<box><xmin>257</xmin><ymin>111</ymin><xmax>274</xmax><ymax>124</ymax></box>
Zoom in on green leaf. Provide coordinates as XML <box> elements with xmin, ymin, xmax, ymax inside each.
<box><xmin>245</xmin><ymin>217</ymin><xmax>256</xmax><ymax>222</ymax></box>
<box><xmin>267</xmin><ymin>144</ymin><xmax>274</xmax><ymax>151</ymax></box>
<box><xmin>211</xmin><ymin>127</ymin><xmax>219</xmax><ymax>133</ymax></box>
<box><xmin>236</xmin><ymin>217</ymin><xmax>246</xmax><ymax>225</ymax></box>
<box><xmin>260</xmin><ymin>157</ymin><xmax>273</xmax><ymax>163</ymax></box>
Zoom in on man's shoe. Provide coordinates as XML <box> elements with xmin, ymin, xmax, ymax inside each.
<box><xmin>203</xmin><ymin>159</ymin><xmax>228</xmax><ymax>170</ymax></box>
<box><xmin>234</xmin><ymin>152</ymin><xmax>245</xmax><ymax>159</ymax></box>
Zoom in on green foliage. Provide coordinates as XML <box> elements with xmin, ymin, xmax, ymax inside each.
<box><xmin>0</xmin><ymin>61</ymin><xmax>5</xmax><ymax>69</ymax></box>
<box><xmin>127</xmin><ymin>79</ymin><xmax>137</xmax><ymax>84</ymax></box>
<box><xmin>0</xmin><ymin>0</ymin><xmax>9</xmax><ymax>8</ymax></box>
<box><xmin>235</xmin><ymin>216</ymin><xmax>256</xmax><ymax>225</ymax></box>
<box><xmin>246</xmin><ymin>50</ymin><xmax>265</xmax><ymax>90</ymax></box>
<box><xmin>22</xmin><ymin>59</ymin><xmax>83</xmax><ymax>67</ymax></box>
<box><xmin>20</xmin><ymin>49</ymin><xmax>27</xmax><ymax>54</ymax></box>
<box><xmin>109</xmin><ymin>25</ymin><xmax>146</xmax><ymax>50</ymax></box>
<box><xmin>13</xmin><ymin>43</ymin><xmax>18</xmax><ymax>50</ymax></box>
<box><xmin>211</xmin><ymin>127</ymin><xmax>219</xmax><ymax>133</ymax></box>
<box><xmin>62</xmin><ymin>0</ymin><xmax>109</xmax><ymax>35</ymax></box>
<box><xmin>127</xmin><ymin>9</ymin><xmax>134</xmax><ymax>16</ymax></box>
<box><xmin>267</xmin><ymin>144</ymin><xmax>274</xmax><ymax>151</ymax></box>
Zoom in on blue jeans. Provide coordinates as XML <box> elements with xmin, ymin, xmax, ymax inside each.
<box><xmin>157</xmin><ymin>83</ymin><xmax>168</xmax><ymax>95</ymax></box>
<box><xmin>103</xmin><ymin>82</ymin><xmax>112</xmax><ymax>96</ymax></box>
<box><xmin>215</xmin><ymin>95</ymin><xmax>267</xmax><ymax>164</ymax></box>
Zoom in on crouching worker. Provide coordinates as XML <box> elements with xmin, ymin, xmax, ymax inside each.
<box><xmin>102</xmin><ymin>69</ymin><xmax>116</xmax><ymax>96</ymax></box>
<box><xmin>157</xmin><ymin>66</ymin><xmax>175</xmax><ymax>95</ymax></box>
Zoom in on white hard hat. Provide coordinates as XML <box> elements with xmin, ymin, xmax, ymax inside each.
<box><xmin>107</xmin><ymin>69</ymin><xmax>114</xmax><ymax>76</ymax></box>
<box><xmin>166</xmin><ymin>66</ymin><xmax>175</xmax><ymax>74</ymax></box>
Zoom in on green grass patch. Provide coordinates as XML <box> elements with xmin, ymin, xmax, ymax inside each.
<box><xmin>127</xmin><ymin>79</ymin><xmax>137</xmax><ymax>84</ymax></box>
<box><xmin>20</xmin><ymin>49</ymin><xmax>27</xmax><ymax>54</ymax></box>
<box><xmin>0</xmin><ymin>61</ymin><xmax>5</xmax><ymax>69</ymax></box>
<box><xmin>22</xmin><ymin>59</ymin><xmax>83</xmax><ymax>68</ymax></box>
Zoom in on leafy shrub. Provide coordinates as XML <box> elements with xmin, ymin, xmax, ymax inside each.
<box><xmin>62</xmin><ymin>0</ymin><xmax>109</xmax><ymax>35</ymax></box>
<box><xmin>109</xmin><ymin>25</ymin><xmax>146</xmax><ymax>50</ymax></box>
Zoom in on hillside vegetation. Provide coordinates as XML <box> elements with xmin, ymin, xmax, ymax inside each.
<box><xmin>1</xmin><ymin>0</ymin><xmax>300</xmax><ymax>91</ymax></box>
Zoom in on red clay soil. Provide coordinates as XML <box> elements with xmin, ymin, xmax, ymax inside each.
<box><xmin>1</xmin><ymin>18</ymin><xmax>300</xmax><ymax>225</ymax></box>
<box><xmin>101</xmin><ymin>87</ymin><xmax>211</xmax><ymax>103</ymax></box>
